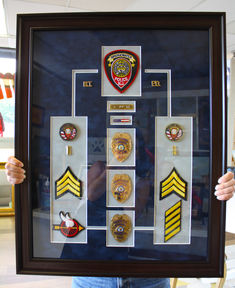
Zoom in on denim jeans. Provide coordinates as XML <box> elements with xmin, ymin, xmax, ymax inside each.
<box><xmin>71</xmin><ymin>277</ymin><xmax>170</xmax><ymax>288</ymax></box>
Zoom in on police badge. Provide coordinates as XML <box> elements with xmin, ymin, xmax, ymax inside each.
<box><xmin>111</xmin><ymin>174</ymin><xmax>132</xmax><ymax>203</ymax></box>
<box><xmin>111</xmin><ymin>132</ymin><xmax>132</xmax><ymax>162</ymax></box>
<box><xmin>104</xmin><ymin>50</ymin><xmax>139</xmax><ymax>93</ymax></box>
<box><xmin>110</xmin><ymin>214</ymin><xmax>132</xmax><ymax>242</ymax></box>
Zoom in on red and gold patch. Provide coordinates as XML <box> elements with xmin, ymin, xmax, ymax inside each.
<box><xmin>59</xmin><ymin>123</ymin><xmax>77</xmax><ymax>141</ymax></box>
<box><xmin>104</xmin><ymin>50</ymin><xmax>139</xmax><ymax>93</ymax></box>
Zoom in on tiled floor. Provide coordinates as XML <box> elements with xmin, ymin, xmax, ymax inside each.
<box><xmin>0</xmin><ymin>216</ymin><xmax>235</xmax><ymax>288</ymax></box>
<box><xmin>0</xmin><ymin>217</ymin><xmax>71</xmax><ymax>288</ymax></box>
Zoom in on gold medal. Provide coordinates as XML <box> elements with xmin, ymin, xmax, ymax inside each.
<box><xmin>111</xmin><ymin>132</ymin><xmax>132</xmax><ymax>162</ymax></box>
<box><xmin>110</xmin><ymin>214</ymin><xmax>132</xmax><ymax>242</ymax></box>
<box><xmin>111</xmin><ymin>174</ymin><xmax>132</xmax><ymax>203</ymax></box>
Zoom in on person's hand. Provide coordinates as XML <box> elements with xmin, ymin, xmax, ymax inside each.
<box><xmin>215</xmin><ymin>171</ymin><xmax>235</xmax><ymax>201</ymax></box>
<box><xmin>5</xmin><ymin>156</ymin><xmax>26</xmax><ymax>184</ymax></box>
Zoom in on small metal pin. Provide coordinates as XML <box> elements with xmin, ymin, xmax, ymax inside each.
<box><xmin>66</xmin><ymin>145</ymin><xmax>72</xmax><ymax>156</ymax></box>
<box><xmin>172</xmin><ymin>145</ymin><xmax>177</xmax><ymax>156</ymax></box>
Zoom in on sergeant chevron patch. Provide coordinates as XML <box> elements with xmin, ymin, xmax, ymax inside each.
<box><xmin>164</xmin><ymin>200</ymin><xmax>182</xmax><ymax>242</ymax></box>
<box><xmin>160</xmin><ymin>167</ymin><xmax>187</xmax><ymax>200</ymax></box>
<box><xmin>55</xmin><ymin>166</ymin><xmax>82</xmax><ymax>199</ymax></box>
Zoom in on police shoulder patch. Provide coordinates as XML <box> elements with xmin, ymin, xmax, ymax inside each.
<box><xmin>104</xmin><ymin>50</ymin><xmax>139</xmax><ymax>93</ymax></box>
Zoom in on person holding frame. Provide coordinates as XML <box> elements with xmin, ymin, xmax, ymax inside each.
<box><xmin>5</xmin><ymin>156</ymin><xmax>235</xmax><ymax>288</ymax></box>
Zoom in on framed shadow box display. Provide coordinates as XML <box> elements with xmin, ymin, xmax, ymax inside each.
<box><xmin>15</xmin><ymin>12</ymin><xmax>227</xmax><ymax>277</ymax></box>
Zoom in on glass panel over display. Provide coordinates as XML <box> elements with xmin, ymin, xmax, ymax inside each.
<box><xmin>15</xmin><ymin>12</ymin><xmax>226</xmax><ymax>277</ymax></box>
<box><xmin>31</xmin><ymin>30</ymin><xmax>210</xmax><ymax>260</ymax></box>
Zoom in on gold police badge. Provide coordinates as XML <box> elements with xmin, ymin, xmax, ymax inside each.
<box><xmin>110</xmin><ymin>214</ymin><xmax>132</xmax><ymax>242</ymax></box>
<box><xmin>111</xmin><ymin>174</ymin><xmax>132</xmax><ymax>203</ymax></box>
<box><xmin>111</xmin><ymin>132</ymin><xmax>132</xmax><ymax>162</ymax></box>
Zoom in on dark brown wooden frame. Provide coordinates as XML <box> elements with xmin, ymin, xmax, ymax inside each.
<box><xmin>15</xmin><ymin>12</ymin><xmax>227</xmax><ymax>277</ymax></box>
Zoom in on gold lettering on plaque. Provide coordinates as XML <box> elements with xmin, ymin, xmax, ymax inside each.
<box><xmin>109</xmin><ymin>104</ymin><xmax>134</xmax><ymax>111</ymax></box>
<box><xmin>83</xmin><ymin>81</ymin><xmax>93</xmax><ymax>87</ymax></box>
<box><xmin>151</xmin><ymin>80</ymin><xmax>161</xmax><ymax>87</ymax></box>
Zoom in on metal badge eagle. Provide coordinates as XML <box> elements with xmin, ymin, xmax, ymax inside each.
<box><xmin>110</xmin><ymin>214</ymin><xmax>132</xmax><ymax>242</ymax></box>
<box><xmin>53</xmin><ymin>211</ymin><xmax>85</xmax><ymax>238</ymax></box>
<box><xmin>111</xmin><ymin>132</ymin><xmax>132</xmax><ymax>162</ymax></box>
<box><xmin>104</xmin><ymin>50</ymin><xmax>139</xmax><ymax>93</ymax></box>
<box><xmin>59</xmin><ymin>123</ymin><xmax>77</xmax><ymax>141</ymax></box>
<box><xmin>111</xmin><ymin>174</ymin><xmax>132</xmax><ymax>203</ymax></box>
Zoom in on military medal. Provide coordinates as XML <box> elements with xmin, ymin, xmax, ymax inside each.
<box><xmin>59</xmin><ymin>123</ymin><xmax>77</xmax><ymax>141</ymax></box>
<box><xmin>165</xmin><ymin>123</ymin><xmax>183</xmax><ymax>156</ymax></box>
<box><xmin>111</xmin><ymin>132</ymin><xmax>132</xmax><ymax>162</ymax></box>
<box><xmin>104</xmin><ymin>50</ymin><xmax>139</xmax><ymax>93</ymax></box>
<box><xmin>53</xmin><ymin>211</ymin><xmax>85</xmax><ymax>238</ymax></box>
<box><xmin>165</xmin><ymin>123</ymin><xmax>183</xmax><ymax>141</ymax></box>
<box><xmin>110</xmin><ymin>214</ymin><xmax>132</xmax><ymax>242</ymax></box>
<box><xmin>111</xmin><ymin>174</ymin><xmax>132</xmax><ymax>203</ymax></box>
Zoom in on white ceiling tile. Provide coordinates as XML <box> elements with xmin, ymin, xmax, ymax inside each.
<box><xmin>2</xmin><ymin>0</ymin><xmax>235</xmax><ymax>53</ymax></box>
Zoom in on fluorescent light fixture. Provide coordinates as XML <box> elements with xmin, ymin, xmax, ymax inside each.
<box><xmin>0</xmin><ymin>0</ymin><xmax>7</xmax><ymax>35</ymax></box>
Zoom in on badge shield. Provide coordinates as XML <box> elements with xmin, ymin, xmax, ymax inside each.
<box><xmin>111</xmin><ymin>132</ymin><xmax>132</xmax><ymax>162</ymax></box>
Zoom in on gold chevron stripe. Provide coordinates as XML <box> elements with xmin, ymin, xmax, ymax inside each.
<box><xmin>165</xmin><ymin>220</ymin><xmax>181</xmax><ymax>235</ymax></box>
<box><xmin>160</xmin><ymin>168</ymin><xmax>187</xmax><ymax>200</ymax></box>
<box><xmin>162</xmin><ymin>178</ymin><xmax>185</xmax><ymax>192</ymax></box>
<box><xmin>165</xmin><ymin>227</ymin><xmax>181</xmax><ymax>242</ymax></box>
<box><xmin>165</xmin><ymin>213</ymin><xmax>181</xmax><ymax>229</ymax></box>
<box><xmin>161</xmin><ymin>185</ymin><xmax>186</xmax><ymax>198</ymax></box>
<box><xmin>57</xmin><ymin>184</ymin><xmax>81</xmax><ymax>198</ymax></box>
<box><xmin>57</xmin><ymin>170</ymin><xmax>80</xmax><ymax>186</ymax></box>
<box><xmin>162</xmin><ymin>170</ymin><xmax>185</xmax><ymax>188</ymax></box>
<box><xmin>55</xmin><ymin>167</ymin><xmax>82</xmax><ymax>199</ymax></box>
<box><xmin>165</xmin><ymin>207</ymin><xmax>181</xmax><ymax>222</ymax></box>
<box><xmin>57</xmin><ymin>178</ymin><xmax>80</xmax><ymax>192</ymax></box>
<box><xmin>165</xmin><ymin>200</ymin><xmax>181</xmax><ymax>216</ymax></box>
<box><xmin>164</xmin><ymin>200</ymin><xmax>182</xmax><ymax>242</ymax></box>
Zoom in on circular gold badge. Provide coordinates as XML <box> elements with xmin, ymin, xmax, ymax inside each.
<box><xmin>110</xmin><ymin>214</ymin><xmax>132</xmax><ymax>242</ymax></box>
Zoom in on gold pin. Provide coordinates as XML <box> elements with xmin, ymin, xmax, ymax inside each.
<box><xmin>172</xmin><ymin>145</ymin><xmax>177</xmax><ymax>156</ymax></box>
<box><xmin>66</xmin><ymin>145</ymin><xmax>72</xmax><ymax>156</ymax></box>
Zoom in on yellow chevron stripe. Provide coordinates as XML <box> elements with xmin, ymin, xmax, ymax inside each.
<box><xmin>161</xmin><ymin>185</ymin><xmax>186</xmax><ymax>198</ymax></box>
<box><xmin>56</xmin><ymin>184</ymin><xmax>81</xmax><ymax>197</ymax></box>
<box><xmin>165</xmin><ymin>207</ymin><xmax>181</xmax><ymax>223</ymax></box>
<box><xmin>165</xmin><ymin>226</ymin><xmax>181</xmax><ymax>242</ymax></box>
<box><xmin>162</xmin><ymin>171</ymin><xmax>186</xmax><ymax>187</ymax></box>
<box><xmin>162</xmin><ymin>178</ymin><xmax>185</xmax><ymax>193</ymax></box>
<box><xmin>165</xmin><ymin>220</ymin><xmax>181</xmax><ymax>235</ymax></box>
<box><xmin>165</xmin><ymin>213</ymin><xmax>181</xmax><ymax>229</ymax></box>
<box><xmin>57</xmin><ymin>170</ymin><xmax>80</xmax><ymax>187</ymax></box>
<box><xmin>57</xmin><ymin>178</ymin><xmax>80</xmax><ymax>192</ymax></box>
<box><xmin>165</xmin><ymin>201</ymin><xmax>181</xmax><ymax>216</ymax></box>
